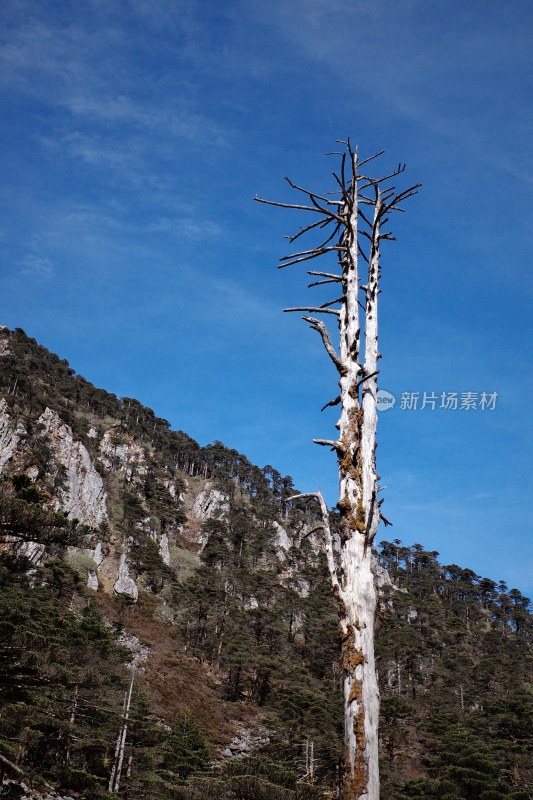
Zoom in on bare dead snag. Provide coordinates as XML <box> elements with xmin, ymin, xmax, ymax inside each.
<box><xmin>257</xmin><ymin>143</ymin><xmax>419</xmax><ymax>800</ymax></box>
<box><xmin>109</xmin><ymin>668</ymin><xmax>135</xmax><ymax>794</ymax></box>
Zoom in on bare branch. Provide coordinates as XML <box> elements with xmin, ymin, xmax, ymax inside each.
<box><xmin>357</xmin><ymin>150</ymin><xmax>386</xmax><ymax>168</ymax></box>
<box><xmin>254</xmin><ymin>196</ymin><xmax>333</xmax><ymax>215</ymax></box>
<box><xmin>307</xmin><ymin>270</ymin><xmax>343</xmax><ymax>280</ymax></box>
<box><xmin>341</xmin><ymin>138</ymin><xmax>355</xmax><ymax>162</ymax></box>
<box><xmin>331</xmin><ymin>171</ymin><xmax>351</xmax><ymax>204</ymax></box>
<box><xmin>302</xmin><ymin>315</ymin><xmax>344</xmax><ymax>372</ymax></box>
<box><xmin>320</xmin><ymin>395</ymin><xmax>341</xmax><ymax>412</ymax></box>
<box><xmin>314</xmin><ymin>438</ymin><xmax>345</xmax><ymax>451</ymax></box>
<box><xmin>357</xmin><ymin>242</ymin><xmax>369</xmax><ymax>264</ymax></box>
<box><xmin>364</xmin><ymin>491</ymin><xmax>379</xmax><ymax>544</ymax></box>
<box><xmin>316</xmin><ymin>220</ymin><xmax>343</xmax><ymax>250</ymax></box>
<box><xmin>278</xmin><ymin>246</ymin><xmax>345</xmax><ymax>269</ymax></box>
<box><xmin>301</xmin><ymin>524</ymin><xmax>326</xmax><ymax>539</ymax></box>
<box><xmin>380</xmin><ymin>190</ymin><xmax>396</xmax><ymax>206</ymax></box>
<box><xmin>306</xmin><ymin>191</ymin><xmax>344</xmax><ymax>222</ymax></box>
<box><xmin>283</xmin><ymin>306</ymin><xmax>340</xmax><ymax>316</ymax></box>
<box><xmin>308</xmin><ymin>278</ymin><xmax>340</xmax><ymax>288</ymax></box>
<box><xmin>280</xmin><ymin>245</ymin><xmax>343</xmax><ymax>262</ymax></box>
<box><xmin>356</xmin><ymin>370</ymin><xmax>379</xmax><ymax>391</ymax></box>
<box><xmin>287</xmin><ymin>216</ymin><xmax>333</xmax><ymax>243</ymax></box>
<box><xmin>360</xmin><ymin>164</ymin><xmax>406</xmax><ymax>187</ymax></box>
<box><xmin>288</xmin><ymin>490</ymin><xmax>343</xmax><ymax>597</ymax></box>
<box><xmin>308</xmin><ymin>267</ymin><xmax>344</xmax><ymax>287</ymax></box>
<box><xmin>383</xmin><ymin>183</ymin><xmax>422</xmax><ymax>212</ymax></box>
<box><xmin>284</xmin><ymin>176</ymin><xmax>344</xmax><ymax>207</ymax></box>
<box><xmin>320</xmin><ymin>296</ymin><xmax>343</xmax><ymax>309</ymax></box>
<box><xmin>358</xmin><ymin>208</ymin><xmax>373</xmax><ymax>229</ymax></box>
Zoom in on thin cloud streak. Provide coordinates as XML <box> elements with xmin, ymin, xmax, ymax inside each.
<box><xmin>19</xmin><ymin>255</ymin><xmax>55</xmax><ymax>280</ymax></box>
<box><xmin>251</xmin><ymin>0</ymin><xmax>533</xmax><ymax>182</ymax></box>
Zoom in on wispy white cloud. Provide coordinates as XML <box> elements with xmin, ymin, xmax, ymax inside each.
<box><xmin>0</xmin><ymin>6</ymin><xmax>230</xmax><ymax>172</ymax></box>
<box><xmin>41</xmin><ymin>130</ymin><xmax>139</xmax><ymax>171</ymax></box>
<box><xmin>247</xmin><ymin>0</ymin><xmax>533</xmax><ymax>182</ymax></box>
<box><xmin>147</xmin><ymin>217</ymin><xmax>222</xmax><ymax>239</ymax></box>
<box><xmin>19</xmin><ymin>254</ymin><xmax>55</xmax><ymax>279</ymax></box>
<box><xmin>60</xmin><ymin>94</ymin><xmax>228</xmax><ymax>146</ymax></box>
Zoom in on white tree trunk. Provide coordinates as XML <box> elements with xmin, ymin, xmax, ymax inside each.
<box><xmin>333</xmin><ymin>158</ymin><xmax>382</xmax><ymax>800</ymax></box>
<box><xmin>109</xmin><ymin>668</ymin><xmax>135</xmax><ymax>793</ymax></box>
<box><xmin>258</xmin><ymin>142</ymin><xmax>419</xmax><ymax>800</ymax></box>
<box><xmin>65</xmin><ymin>684</ymin><xmax>78</xmax><ymax>766</ymax></box>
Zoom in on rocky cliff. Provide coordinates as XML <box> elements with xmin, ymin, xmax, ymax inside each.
<box><xmin>1</xmin><ymin>327</ymin><xmax>530</xmax><ymax>800</ymax></box>
<box><xmin>0</xmin><ymin>326</ymin><xmax>313</xmax><ymax>605</ymax></box>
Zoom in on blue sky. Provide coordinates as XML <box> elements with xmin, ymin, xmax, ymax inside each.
<box><xmin>1</xmin><ymin>0</ymin><xmax>532</xmax><ymax>594</ymax></box>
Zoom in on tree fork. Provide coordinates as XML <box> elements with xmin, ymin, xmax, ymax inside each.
<box><xmin>257</xmin><ymin>142</ymin><xmax>419</xmax><ymax>800</ymax></box>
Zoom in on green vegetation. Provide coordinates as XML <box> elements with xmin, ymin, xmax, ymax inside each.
<box><xmin>0</xmin><ymin>328</ymin><xmax>531</xmax><ymax>800</ymax></box>
<box><xmin>164</xmin><ymin>713</ymin><xmax>211</xmax><ymax>779</ymax></box>
<box><xmin>0</xmin><ymin>565</ymin><xmax>129</xmax><ymax>797</ymax></box>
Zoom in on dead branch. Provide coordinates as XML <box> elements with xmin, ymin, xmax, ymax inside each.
<box><xmin>284</xmin><ymin>176</ymin><xmax>344</xmax><ymax>207</ymax></box>
<box><xmin>302</xmin><ymin>316</ymin><xmax>343</xmax><ymax>372</ymax></box>
<box><xmin>357</xmin><ymin>150</ymin><xmax>386</xmax><ymax>168</ymax></box>
<box><xmin>331</xmin><ymin>171</ymin><xmax>351</xmax><ymax>204</ymax></box>
<box><xmin>280</xmin><ymin>245</ymin><xmax>344</xmax><ymax>262</ymax></box>
<box><xmin>283</xmin><ymin>306</ymin><xmax>340</xmax><ymax>316</ymax></box>
<box><xmin>359</xmin><ymin>163</ymin><xmax>406</xmax><ymax>187</ymax></box>
<box><xmin>254</xmin><ymin>196</ymin><xmax>334</xmax><ymax>216</ymax></box>
<box><xmin>287</xmin><ymin>216</ymin><xmax>333</xmax><ymax>243</ymax></box>
<box><xmin>356</xmin><ymin>370</ymin><xmax>379</xmax><ymax>391</ymax></box>
<box><xmin>307</xmin><ymin>193</ymin><xmax>344</xmax><ymax>222</ymax></box>
<box><xmin>288</xmin><ymin>490</ymin><xmax>342</xmax><ymax>597</ymax></box>
<box><xmin>320</xmin><ymin>296</ymin><xmax>343</xmax><ymax>309</ymax></box>
<box><xmin>320</xmin><ymin>395</ymin><xmax>341</xmax><ymax>412</ymax></box>
<box><xmin>302</xmin><ymin>524</ymin><xmax>326</xmax><ymax>538</ymax></box>
<box><xmin>313</xmin><ymin>438</ymin><xmax>345</xmax><ymax>451</ymax></box>
<box><xmin>308</xmin><ymin>278</ymin><xmax>340</xmax><ymax>288</ymax></box>
<box><xmin>315</xmin><ymin>221</ymin><xmax>343</xmax><ymax>250</ymax></box>
<box><xmin>358</xmin><ymin>242</ymin><xmax>370</xmax><ymax>263</ymax></box>
<box><xmin>278</xmin><ymin>244</ymin><xmax>345</xmax><ymax>269</ymax></box>
<box><xmin>383</xmin><ymin>183</ymin><xmax>422</xmax><ymax>212</ymax></box>
<box><xmin>358</xmin><ymin>208</ymin><xmax>374</xmax><ymax>229</ymax></box>
<box><xmin>307</xmin><ymin>270</ymin><xmax>343</xmax><ymax>280</ymax></box>
<box><xmin>278</xmin><ymin>249</ymin><xmax>343</xmax><ymax>269</ymax></box>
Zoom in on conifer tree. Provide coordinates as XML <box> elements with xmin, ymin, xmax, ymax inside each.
<box><xmin>164</xmin><ymin>713</ymin><xmax>210</xmax><ymax>780</ymax></box>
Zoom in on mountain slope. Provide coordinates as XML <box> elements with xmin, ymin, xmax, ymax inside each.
<box><xmin>0</xmin><ymin>327</ymin><xmax>531</xmax><ymax>800</ymax></box>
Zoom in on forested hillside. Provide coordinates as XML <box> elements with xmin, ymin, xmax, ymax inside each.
<box><xmin>0</xmin><ymin>327</ymin><xmax>531</xmax><ymax>800</ymax></box>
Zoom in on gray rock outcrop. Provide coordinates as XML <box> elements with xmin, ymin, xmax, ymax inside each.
<box><xmin>98</xmin><ymin>429</ymin><xmax>147</xmax><ymax>484</ymax></box>
<box><xmin>191</xmin><ymin>484</ymin><xmax>228</xmax><ymax>522</ymax></box>
<box><xmin>221</xmin><ymin>725</ymin><xmax>270</xmax><ymax>759</ymax></box>
<box><xmin>113</xmin><ymin>552</ymin><xmax>139</xmax><ymax>601</ymax></box>
<box><xmin>0</xmin><ymin>398</ymin><xmax>23</xmax><ymax>470</ymax></box>
<box><xmin>38</xmin><ymin>408</ymin><xmax>108</xmax><ymax>528</ymax></box>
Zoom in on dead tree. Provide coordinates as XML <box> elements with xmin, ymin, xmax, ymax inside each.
<box><xmin>256</xmin><ymin>142</ymin><xmax>419</xmax><ymax>800</ymax></box>
<box><xmin>109</xmin><ymin>667</ymin><xmax>135</xmax><ymax>794</ymax></box>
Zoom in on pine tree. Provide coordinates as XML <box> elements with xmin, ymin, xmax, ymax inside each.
<box><xmin>164</xmin><ymin>713</ymin><xmax>210</xmax><ymax>780</ymax></box>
